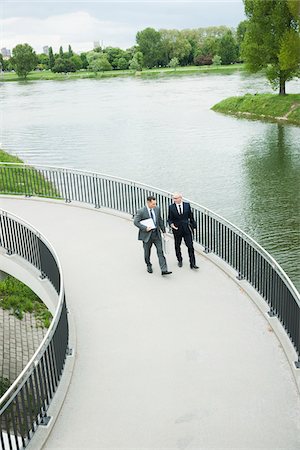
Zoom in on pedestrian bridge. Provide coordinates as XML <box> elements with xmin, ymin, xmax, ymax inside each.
<box><xmin>0</xmin><ymin>165</ymin><xmax>299</xmax><ymax>450</ymax></box>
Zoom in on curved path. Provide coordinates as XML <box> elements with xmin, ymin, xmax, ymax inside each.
<box><xmin>1</xmin><ymin>197</ymin><xmax>299</xmax><ymax>450</ymax></box>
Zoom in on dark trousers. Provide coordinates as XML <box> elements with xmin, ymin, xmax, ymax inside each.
<box><xmin>174</xmin><ymin>229</ymin><xmax>196</xmax><ymax>266</ymax></box>
<box><xmin>143</xmin><ymin>231</ymin><xmax>167</xmax><ymax>272</ymax></box>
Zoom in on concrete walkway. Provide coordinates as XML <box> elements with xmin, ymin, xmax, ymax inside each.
<box><xmin>0</xmin><ymin>197</ymin><xmax>300</xmax><ymax>450</ymax></box>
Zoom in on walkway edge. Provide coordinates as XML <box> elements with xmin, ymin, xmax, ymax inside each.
<box><xmin>25</xmin><ymin>305</ymin><xmax>76</xmax><ymax>450</ymax></box>
<box><xmin>202</xmin><ymin>247</ymin><xmax>300</xmax><ymax>393</ymax></box>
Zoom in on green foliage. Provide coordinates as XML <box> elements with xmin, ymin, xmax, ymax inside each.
<box><xmin>80</xmin><ymin>52</ymin><xmax>89</xmax><ymax>69</ymax></box>
<box><xmin>218</xmin><ymin>30</ymin><xmax>238</xmax><ymax>65</ymax></box>
<box><xmin>70</xmin><ymin>54</ymin><xmax>83</xmax><ymax>70</ymax></box>
<box><xmin>279</xmin><ymin>29</ymin><xmax>300</xmax><ymax>71</ymax></box>
<box><xmin>68</xmin><ymin>44</ymin><xmax>74</xmax><ymax>57</ymax></box>
<box><xmin>87</xmin><ymin>52</ymin><xmax>112</xmax><ymax>73</ymax></box>
<box><xmin>117</xmin><ymin>57</ymin><xmax>129</xmax><ymax>70</ymax></box>
<box><xmin>48</xmin><ymin>47</ymin><xmax>55</xmax><ymax>70</ymax></box>
<box><xmin>11</xmin><ymin>44</ymin><xmax>38</xmax><ymax>78</ymax></box>
<box><xmin>52</xmin><ymin>57</ymin><xmax>76</xmax><ymax>73</ymax></box>
<box><xmin>0</xmin><ymin>275</ymin><xmax>52</xmax><ymax>328</ymax></box>
<box><xmin>59</xmin><ymin>46</ymin><xmax>64</xmax><ymax>58</ymax></box>
<box><xmin>0</xmin><ymin>377</ymin><xmax>10</xmax><ymax>397</ymax></box>
<box><xmin>129</xmin><ymin>51</ymin><xmax>144</xmax><ymax>71</ymax></box>
<box><xmin>36</xmin><ymin>53</ymin><xmax>49</xmax><ymax>70</ymax></box>
<box><xmin>168</xmin><ymin>57</ymin><xmax>179</xmax><ymax>70</ymax></box>
<box><xmin>136</xmin><ymin>27</ymin><xmax>162</xmax><ymax>68</ymax></box>
<box><xmin>242</xmin><ymin>0</ymin><xmax>300</xmax><ymax>94</ymax></box>
<box><xmin>213</xmin><ymin>55</ymin><xmax>222</xmax><ymax>66</ymax></box>
<box><xmin>0</xmin><ymin>149</ymin><xmax>61</xmax><ymax>197</ymax></box>
<box><xmin>104</xmin><ymin>47</ymin><xmax>130</xmax><ymax>69</ymax></box>
<box><xmin>212</xmin><ymin>93</ymin><xmax>300</xmax><ymax>125</ymax></box>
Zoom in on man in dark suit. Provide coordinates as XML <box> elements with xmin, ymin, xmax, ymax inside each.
<box><xmin>134</xmin><ymin>196</ymin><xmax>172</xmax><ymax>275</ymax></box>
<box><xmin>168</xmin><ymin>192</ymin><xmax>199</xmax><ymax>269</ymax></box>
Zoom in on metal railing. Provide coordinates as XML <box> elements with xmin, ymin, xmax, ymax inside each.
<box><xmin>0</xmin><ymin>208</ymin><xmax>68</xmax><ymax>449</ymax></box>
<box><xmin>0</xmin><ymin>162</ymin><xmax>299</xmax><ymax>371</ymax></box>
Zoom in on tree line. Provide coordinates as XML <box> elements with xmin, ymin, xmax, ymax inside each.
<box><xmin>1</xmin><ymin>0</ymin><xmax>299</xmax><ymax>94</ymax></box>
<box><xmin>0</xmin><ymin>25</ymin><xmax>242</xmax><ymax>75</ymax></box>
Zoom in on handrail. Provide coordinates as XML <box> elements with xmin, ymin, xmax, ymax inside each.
<box><xmin>0</xmin><ymin>207</ymin><xmax>68</xmax><ymax>449</ymax></box>
<box><xmin>0</xmin><ymin>163</ymin><xmax>299</xmax><ymax>366</ymax></box>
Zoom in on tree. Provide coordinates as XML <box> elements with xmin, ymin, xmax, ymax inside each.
<box><xmin>242</xmin><ymin>0</ymin><xmax>300</xmax><ymax>95</ymax></box>
<box><xmin>236</xmin><ymin>20</ymin><xmax>248</xmax><ymax>60</ymax></box>
<box><xmin>117</xmin><ymin>57</ymin><xmax>129</xmax><ymax>70</ymax></box>
<box><xmin>52</xmin><ymin>57</ymin><xmax>76</xmax><ymax>73</ymax></box>
<box><xmin>59</xmin><ymin>46</ymin><xmax>64</xmax><ymax>58</ymax></box>
<box><xmin>11</xmin><ymin>43</ymin><xmax>38</xmax><ymax>78</ymax></box>
<box><xmin>80</xmin><ymin>52</ymin><xmax>89</xmax><ymax>69</ymax></box>
<box><xmin>218</xmin><ymin>30</ymin><xmax>238</xmax><ymax>65</ymax></box>
<box><xmin>194</xmin><ymin>54</ymin><xmax>213</xmax><ymax>66</ymax></box>
<box><xmin>104</xmin><ymin>47</ymin><xmax>128</xmax><ymax>69</ymax></box>
<box><xmin>136</xmin><ymin>27</ymin><xmax>162</xmax><ymax>68</ymax></box>
<box><xmin>0</xmin><ymin>54</ymin><xmax>10</xmax><ymax>71</ymax></box>
<box><xmin>68</xmin><ymin>45</ymin><xmax>73</xmax><ymax>57</ymax></box>
<box><xmin>168</xmin><ymin>57</ymin><xmax>179</xmax><ymax>70</ymax></box>
<box><xmin>129</xmin><ymin>52</ymin><xmax>143</xmax><ymax>71</ymax></box>
<box><xmin>70</xmin><ymin>55</ymin><xmax>82</xmax><ymax>70</ymax></box>
<box><xmin>87</xmin><ymin>52</ymin><xmax>112</xmax><ymax>73</ymax></box>
<box><xmin>212</xmin><ymin>55</ymin><xmax>222</xmax><ymax>66</ymax></box>
<box><xmin>37</xmin><ymin>53</ymin><xmax>49</xmax><ymax>70</ymax></box>
<box><xmin>48</xmin><ymin>47</ymin><xmax>55</xmax><ymax>70</ymax></box>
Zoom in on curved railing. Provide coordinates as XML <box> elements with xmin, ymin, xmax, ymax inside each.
<box><xmin>0</xmin><ymin>162</ymin><xmax>299</xmax><ymax>370</ymax></box>
<box><xmin>0</xmin><ymin>208</ymin><xmax>68</xmax><ymax>449</ymax></box>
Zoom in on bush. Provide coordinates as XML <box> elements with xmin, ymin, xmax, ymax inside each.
<box><xmin>194</xmin><ymin>54</ymin><xmax>213</xmax><ymax>66</ymax></box>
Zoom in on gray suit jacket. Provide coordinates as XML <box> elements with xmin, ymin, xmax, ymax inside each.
<box><xmin>134</xmin><ymin>206</ymin><xmax>166</xmax><ymax>243</ymax></box>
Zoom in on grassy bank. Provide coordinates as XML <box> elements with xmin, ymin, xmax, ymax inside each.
<box><xmin>0</xmin><ymin>149</ymin><xmax>61</xmax><ymax>197</ymax></box>
<box><xmin>0</xmin><ymin>275</ymin><xmax>52</xmax><ymax>328</ymax></box>
<box><xmin>1</xmin><ymin>63</ymin><xmax>245</xmax><ymax>82</ymax></box>
<box><xmin>212</xmin><ymin>93</ymin><xmax>300</xmax><ymax>126</ymax></box>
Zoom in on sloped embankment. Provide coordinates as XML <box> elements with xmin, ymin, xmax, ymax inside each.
<box><xmin>212</xmin><ymin>93</ymin><xmax>300</xmax><ymax>126</ymax></box>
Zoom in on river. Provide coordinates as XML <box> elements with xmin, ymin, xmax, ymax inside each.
<box><xmin>1</xmin><ymin>72</ymin><xmax>299</xmax><ymax>289</ymax></box>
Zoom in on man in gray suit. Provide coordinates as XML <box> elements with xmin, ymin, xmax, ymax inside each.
<box><xmin>134</xmin><ymin>196</ymin><xmax>172</xmax><ymax>275</ymax></box>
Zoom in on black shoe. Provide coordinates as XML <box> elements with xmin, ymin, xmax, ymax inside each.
<box><xmin>161</xmin><ymin>271</ymin><xmax>172</xmax><ymax>275</ymax></box>
<box><xmin>178</xmin><ymin>261</ymin><xmax>183</xmax><ymax>267</ymax></box>
<box><xmin>147</xmin><ymin>265</ymin><xmax>153</xmax><ymax>273</ymax></box>
<box><xmin>190</xmin><ymin>264</ymin><xmax>199</xmax><ymax>269</ymax></box>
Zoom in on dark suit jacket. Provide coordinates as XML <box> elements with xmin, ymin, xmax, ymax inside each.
<box><xmin>134</xmin><ymin>206</ymin><xmax>166</xmax><ymax>243</ymax></box>
<box><xmin>168</xmin><ymin>202</ymin><xmax>196</xmax><ymax>235</ymax></box>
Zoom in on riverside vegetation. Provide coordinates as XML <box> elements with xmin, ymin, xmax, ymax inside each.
<box><xmin>0</xmin><ymin>150</ymin><xmax>61</xmax><ymax>197</ymax></box>
<box><xmin>212</xmin><ymin>93</ymin><xmax>300</xmax><ymax>125</ymax></box>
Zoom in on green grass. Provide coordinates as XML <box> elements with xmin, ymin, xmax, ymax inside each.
<box><xmin>0</xmin><ymin>376</ymin><xmax>11</xmax><ymax>396</ymax></box>
<box><xmin>211</xmin><ymin>93</ymin><xmax>300</xmax><ymax>125</ymax></box>
<box><xmin>1</xmin><ymin>64</ymin><xmax>245</xmax><ymax>82</ymax></box>
<box><xmin>0</xmin><ymin>275</ymin><xmax>52</xmax><ymax>328</ymax></box>
<box><xmin>0</xmin><ymin>149</ymin><xmax>61</xmax><ymax>197</ymax></box>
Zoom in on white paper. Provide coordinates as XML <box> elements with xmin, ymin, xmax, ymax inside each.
<box><xmin>162</xmin><ymin>236</ymin><xmax>170</xmax><ymax>255</ymax></box>
<box><xmin>140</xmin><ymin>218</ymin><xmax>156</xmax><ymax>229</ymax></box>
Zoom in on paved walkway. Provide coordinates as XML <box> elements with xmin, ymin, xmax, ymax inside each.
<box><xmin>0</xmin><ymin>308</ymin><xmax>46</xmax><ymax>384</ymax></box>
<box><xmin>0</xmin><ymin>197</ymin><xmax>300</xmax><ymax>450</ymax></box>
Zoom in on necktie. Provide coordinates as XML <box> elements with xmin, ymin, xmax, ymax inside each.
<box><xmin>150</xmin><ymin>209</ymin><xmax>156</xmax><ymax>224</ymax></box>
<box><xmin>179</xmin><ymin>204</ymin><xmax>182</xmax><ymax>215</ymax></box>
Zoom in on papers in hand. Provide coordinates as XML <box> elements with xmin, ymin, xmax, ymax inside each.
<box><xmin>140</xmin><ymin>218</ymin><xmax>156</xmax><ymax>229</ymax></box>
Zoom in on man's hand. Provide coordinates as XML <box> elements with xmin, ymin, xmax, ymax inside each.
<box><xmin>146</xmin><ymin>226</ymin><xmax>152</xmax><ymax>232</ymax></box>
<box><xmin>171</xmin><ymin>223</ymin><xmax>178</xmax><ymax>230</ymax></box>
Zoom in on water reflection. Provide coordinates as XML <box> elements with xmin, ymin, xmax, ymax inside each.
<box><xmin>243</xmin><ymin>124</ymin><xmax>300</xmax><ymax>289</ymax></box>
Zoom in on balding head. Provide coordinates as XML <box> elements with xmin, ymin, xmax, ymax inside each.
<box><xmin>172</xmin><ymin>192</ymin><xmax>183</xmax><ymax>204</ymax></box>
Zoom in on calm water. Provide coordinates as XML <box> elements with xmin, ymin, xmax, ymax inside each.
<box><xmin>1</xmin><ymin>73</ymin><xmax>300</xmax><ymax>289</ymax></box>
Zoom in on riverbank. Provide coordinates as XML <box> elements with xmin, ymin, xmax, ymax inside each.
<box><xmin>212</xmin><ymin>93</ymin><xmax>300</xmax><ymax>126</ymax></box>
<box><xmin>1</xmin><ymin>63</ymin><xmax>245</xmax><ymax>82</ymax></box>
<box><xmin>0</xmin><ymin>149</ymin><xmax>61</xmax><ymax>197</ymax></box>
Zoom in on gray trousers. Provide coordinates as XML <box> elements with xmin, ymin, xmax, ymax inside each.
<box><xmin>143</xmin><ymin>231</ymin><xmax>167</xmax><ymax>272</ymax></box>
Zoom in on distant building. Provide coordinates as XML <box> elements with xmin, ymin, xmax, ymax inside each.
<box><xmin>1</xmin><ymin>48</ymin><xmax>11</xmax><ymax>59</ymax></box>
<box><xmin>43</xmin><ymin>46</ymin><xmax>49</xmax><ymax>55</ymax></box>
<box><xmin>93</xmin><ymin>41</ymin><xmax>101</xmax><ymax>49</ymax></box>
